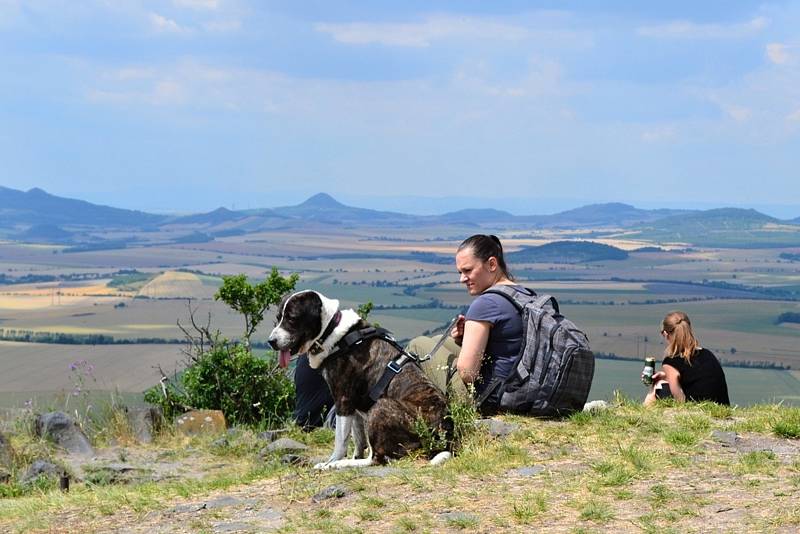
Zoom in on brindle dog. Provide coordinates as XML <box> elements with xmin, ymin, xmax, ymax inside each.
<box><xmin>268</xmin><ymin>290</ymin><xmax>450</xmax><ymax>469</ymax></box>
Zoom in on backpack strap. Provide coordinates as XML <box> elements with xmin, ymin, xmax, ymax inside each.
<box><xmin>483</xmin><ymin>285</ymin><xmax>560</xmax><ymax>314</ymax></box>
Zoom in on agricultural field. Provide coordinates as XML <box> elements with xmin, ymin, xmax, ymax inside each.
<box><xmin>1</xmin><ymin>223</ymin><xmax>800</xmax><ymax>408</ymax></box>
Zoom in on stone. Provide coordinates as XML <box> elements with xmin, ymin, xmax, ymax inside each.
<box><xmin>212</xmin><ymin>437</ymin><xmax>229</xmax><ymax>449</ymax></box>
<box><xmin>0</xmin><ymin>468</ymin><xmax>11</xmax><ymax>484</ymax></box>
<box><xmin>127</xmin><ymin>407</ymin><xmax>163</xmax><ymax>444</ymax></box>
<box><xmin>35</xmin><ymin>412</ymin><xmax>94</xmax><ymax>456</ymax></box>
<box><xmin>364</xmin><ymin>466</ymin><xmax>402</xmax><ymax>478</ymax></box>
<box><xmin>511</xmin><ymin>465</ymin><xmax>545</xmax><ymax>477</ymax></box>
<box><xmin>175</xmin><ymin>410</ymin><xmax>226</xmax><ymax>436</ymax></box>
<box><xmin>257</xmin><ymin>429</ymin><xmax>287</xmax><ymax>442</ymax></box>
<box><xmin>312</xmin><ymin>484</ymin><xmax>349</xmax><ymax>503</ymax></box>
<box><xmin>20</xmin><ymin>459</ymin><xmax>64</xmax><ymax>485</ymax></box>
<box><xmin>263</xmin><ymin>438</ymin><xmax>308</xmax><ymax>454</ymax></box>
<box><xmin>280</xmin><ymin>454</ymin><xmax>307</xmax><ymax>466</ymax></box>
<box><xmin>475</xmin><ymin>418</ymin><xmax>519</xmax><ymax>438</ymax></box>
<box><xmin>83</xmin><ymin>463</ymin><xmax>154</xmax><ymax>485</ymax></box>
<box><xmin>0</xmin><ymin>431</ymin><xmax>13</xmax><ymax>468</ymax></box>
<box><xmin>211</xmin><ymin>521</ymin><xmax>255</xmax><ymax>533</ymax></box>
<box><xmin>711</xmin><ymin>430</ymin><xmax>739</xmax><ymax>447</ymax></box>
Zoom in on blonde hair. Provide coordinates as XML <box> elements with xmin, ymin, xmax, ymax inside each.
<box><xmin>662</xmin><ymin>311</ymin><xmax>699</xmax><ymax>361</ymax></box>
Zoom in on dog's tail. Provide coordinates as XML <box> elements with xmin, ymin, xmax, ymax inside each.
<box><xmin>429</xmin><ymin>451</ymin><xmax>452</xmax><ymax>466</ymax></box>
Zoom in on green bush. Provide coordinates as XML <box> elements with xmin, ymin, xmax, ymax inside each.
<box><xmin>183</xmin><ymin>345</ymin><xmax>294</xmax><ymax>427</ymax></box>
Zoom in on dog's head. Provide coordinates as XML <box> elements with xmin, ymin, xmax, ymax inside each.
<box><xmin>268</xmin><ymin>290</ymin><xmax>340</xmax><ymax>367</ymax></box>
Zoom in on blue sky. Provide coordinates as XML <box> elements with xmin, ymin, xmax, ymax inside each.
<box><xmin>1</xmin><ymin>1</ymin><xmax>799</xmax><ymax>216</ymax></box>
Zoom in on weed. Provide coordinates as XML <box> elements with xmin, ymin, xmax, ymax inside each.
<box><xmin>578</xmin><ymin>499</ymin><xmax>615</xmax><ymax>522</ymax></box>
<box><xmin>650</xmin><ymin>484</ymin><xmax>673</xmax><ymax>506</ymax></box>
<box><xmin>510</xmin><ymin>491</ymin><xmax>547</xmax><ymax>524</ymax></box>
<box><xmin>395</xmin><ymin>516</ymin><xmax>418</xmax><ymax>531</ymax></box>
<box><xmin>772</xmin><ymin>408</ymin><xmax>800</xmax><ymax>439</ymax></box>
<box><xmin>664</xmin><ymin>428</ymin><xmax>698</xmax><ymax>447</ymax></box>
<box><xmin>736</xmin><ymin>451</ymin><xmax>778</xmax><ymax>475</ymax></box>
<box><xmin>445</xmin><ymin>514</ymin><xmax>479</xmax><ymax>529</ymax></box>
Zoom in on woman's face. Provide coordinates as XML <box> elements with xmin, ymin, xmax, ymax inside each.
<box><xmin>456</xmin><ymin>248</ymin><xmax>498</xmax><ymax>296</ymax></box>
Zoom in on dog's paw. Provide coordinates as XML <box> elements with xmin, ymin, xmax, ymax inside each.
<box><xmin>429</xmin><ymin>451</ymin><xmax>452</xmax><ymax>466</ymax></box>
<box><xmin>313</xmin><ymin>461</ymin><xmax>333</xmax><ymax>470</ymax></box>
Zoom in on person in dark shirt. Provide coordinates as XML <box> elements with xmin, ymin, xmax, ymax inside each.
<box><xmin>644</xmin><ymin>311</ymin><xmax>730</xmax><ymax>406</ymax></box>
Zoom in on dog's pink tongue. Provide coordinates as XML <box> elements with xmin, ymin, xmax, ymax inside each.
<box><xmin>279</xmin><ymin>349</ymin><xmax>291</xmax><ymax>368</ymax></box>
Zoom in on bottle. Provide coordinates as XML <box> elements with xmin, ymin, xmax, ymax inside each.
<box><xmin>641</xmin><ymin>357</ymin><xmax>656</xmax><ymax>386</ymax></box>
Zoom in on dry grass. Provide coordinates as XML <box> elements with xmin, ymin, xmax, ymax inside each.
<box><xmin>1</xmin><ymin>402</ymin><xmax>798</xmax><ymax>533</ymax></box>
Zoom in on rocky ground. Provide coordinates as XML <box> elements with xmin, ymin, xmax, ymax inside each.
<box><xmin>1</xmin><ymin>402</ymin><xmax>799</xmax><ymax>533</ymax></box>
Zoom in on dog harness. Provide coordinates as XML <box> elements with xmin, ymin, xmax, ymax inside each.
<box><xmin>326</xmin><ymin>325</ymin><xmax>420</xmax><ymax>404</ymax></box>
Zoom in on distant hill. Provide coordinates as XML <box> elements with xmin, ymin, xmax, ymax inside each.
<box><xmin>16</xmin><ymin>223</ymin><xmax>74</xmax><ymax>244</ymax></box>
<box><xmin>269</xmin><ymin>193</ymin><xmax>414</xmax><ymax>225</ymax></box>
<box><xmin>168</xmin><ymin>207</ymin><xmax>249</xmax><ymax>226</ymax></box>
<box><xmin>436</xmin><ymin>208</ymin><xmax>516</xmax><ymax>224</ymax></box>
<box><xmin>630</xmin><ymin>208</ymin><xmax>800</xmax><ymax>248</ymax></box>
<box><xmin>0</xmin><ymin>186</ymin><xmax>165</xmax><ymax>228</ymax></box>
<box><xmin>532</xmin><ymin>203</ymin><xmax>689</xmax><ymax>228</ymax></box>
<box><xmin>507</xmin><ymin>241</ymin><xmax>629</xmax><ymax>263</ymax></box>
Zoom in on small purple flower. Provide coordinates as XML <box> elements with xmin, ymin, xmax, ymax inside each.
<box><xmin>69</xmin><ymin>362</ymin><xmax>78</xmax><ymax>371</ymax></box>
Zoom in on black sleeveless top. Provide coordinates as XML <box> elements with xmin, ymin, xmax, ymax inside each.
<box><xmin>662</xmin><ymin>348</ymin><xmax>730</xmax><ymax>405</ymax></box>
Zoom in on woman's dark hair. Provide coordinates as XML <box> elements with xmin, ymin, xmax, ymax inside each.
<box><xmin>457</xmin><ymin>234</ymin><xmax>513</xmax><ymax>280</ymax></box>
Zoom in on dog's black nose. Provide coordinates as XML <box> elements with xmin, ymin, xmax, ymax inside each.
<box><xmin>268</xmin><ymin>338</ymin><xmax>280</xmax><ymax>350</ymax></box>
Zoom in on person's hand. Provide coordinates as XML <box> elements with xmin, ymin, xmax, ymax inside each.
<box><xmin>451</xmin><ymin>315</ymin><xmax>465</xmax><ymax>347</ymax></box>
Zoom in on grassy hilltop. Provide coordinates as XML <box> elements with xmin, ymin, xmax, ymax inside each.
<box><xmin>1</xmin><ymin>399</ymin><xmax>798</xmax><ymax>533</ymax></box>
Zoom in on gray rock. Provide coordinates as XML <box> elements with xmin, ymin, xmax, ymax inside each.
<box><xmin>35</xmin><ymin>412</ymin><xmax>94</xmax><ymax>456</ymax></box>
<box><xmin>257</xmin><ymin>429</ymin><xmax>287</xmax><ymax>442</ymax></box>
<box><xmin>212</xmin><ymin>522</ymin><xmax>255</xmax><ymax>533</ymax></box>
<box><xmin>364</xmin><ymin>466</ymin><xmax>402</xmax><ymax>478</ymax></box>
<box><xmin>712</xmin><ymin>430</ymin><xmax>739</xmax><ymax>447</ymax></box>
<box><xmin>475</xmin><ymin>418</ymin><xmax>519</xmax><ymax>438</ymax></box>
<box><xmin>212</xmin><ymin>437</ymin><xmax>229</xmax><ymax>449</ymax></box>
<box><xmin>20</xmin><ymin>459</ymin><xmax>64</xmax><ymax>485</ymax></box>
<box><xmin>264</xmin><ymin>438</ymin><xmax>308</xmax><ymax>453</ymax></box>
<box><xmin>511</xmin><ymin>465</ymin><xmax>545</xmax><ymax>477</ymax></box>
<box><xmin>127</xmin><ymin>407</ymin><xmax>163</xmax><ymax>444</ymax></box>
<box><xmin>280</xmin><ymin>454</ymin><xmax>307</xmax><ymax>466</ymax></box>
<box><xmin>0</xmin><ymin>431</ymin><xmax>13</xmax><ymax>468</ymax></box>
<box><xmin>312</xmin><ymin>484</ymin><xmax>349</xmax><ymax>503</ymax></box>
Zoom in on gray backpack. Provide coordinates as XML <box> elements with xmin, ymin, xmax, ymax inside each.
<box><xmin>477</xmin><ymin>285</ymin><xmax>595</xmax><ymax>417</ymax></box>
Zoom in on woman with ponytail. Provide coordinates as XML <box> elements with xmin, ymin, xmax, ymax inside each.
<box><xmin>644</xmin><ymin>311</ymin><xmax>730</xmax><ymax>406</ymax></box>
<box><xmin>409</xmin><ymin>234</ymin><xmax>528</xmax><ymax>413</ymax></box>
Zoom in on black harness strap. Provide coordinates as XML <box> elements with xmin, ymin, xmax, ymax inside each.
<box><xmin>326</xmin><ymin>326</ymin><xmax>420</xmax><ymax>404</ymax></box>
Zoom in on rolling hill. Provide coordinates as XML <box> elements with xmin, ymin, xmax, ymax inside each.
<box><xmin>629</xmin><ymin>208</ymin><xmax>800</xmax><ymax>248</ymax></box>
<box><xmin>507</xmin><ymin>241</ymin><xmax>629</xmax><ymax>263</ymax></box>
<box><xmin>0</xmin><ymin>186</ymin><xmax>165</xmax><ymax>228</ymax></box>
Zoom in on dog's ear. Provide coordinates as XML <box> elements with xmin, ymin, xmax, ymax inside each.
<box><xmin>316</xmin><ymin>292</ymin><xmax>340</xmax><ymax>317</ymax></box>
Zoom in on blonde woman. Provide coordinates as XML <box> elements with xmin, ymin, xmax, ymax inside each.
<box><xmin>644</xmin><ymin>311</ymin><xmax>730</xmax><ymax>406</ymax></box>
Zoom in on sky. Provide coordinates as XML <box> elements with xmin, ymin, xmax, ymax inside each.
<box><xmin>1</xmin><ymin>1</ymin><xmax>800</xmax><ymax>216</ymax></box>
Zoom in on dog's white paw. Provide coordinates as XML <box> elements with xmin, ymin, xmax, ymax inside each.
<box><xmin>315</xmin><ymin>458</ymin><xmax>373</xmax><ymax>470</ymax></box>
<box><xmin>429</xmin><ymin>451</ymin><xmax>452</xmax><ymax>466</ymax></box>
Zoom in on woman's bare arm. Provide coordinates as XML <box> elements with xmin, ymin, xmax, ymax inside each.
<box><xmin>662</xmin><ymin>364</ymin><xmax>686</xmax><ymax>402</ymax></box>
<box><xmin>455</xmin><ymin>320</ymin><xmax>491</xmax><ymax>384</ymax></box>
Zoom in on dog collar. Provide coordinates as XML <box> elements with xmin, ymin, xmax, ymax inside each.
<box><xmin>309</xmin><ymin>310</ymin><xmax>342</xmax><ymax>355</ymax></box>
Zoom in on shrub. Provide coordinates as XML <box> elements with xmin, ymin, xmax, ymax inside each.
<box><xmin>182</xmin><ymin>345</ymin><xmax>295</xmax><ymax>427</ymax></box>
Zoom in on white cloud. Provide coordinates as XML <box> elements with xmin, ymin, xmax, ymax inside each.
<box><xmin>788</xmin><ymin>109</ymin><xmax>800</xmax><ymax>122</ymax></box>
<box><xmin>149</xmin><ymin>12</ymin><xmax>189</xmax><ymax>33</ymax></box>
<box><xmin>766</xmin><ymin>43</ymin><xmax>791</xmax><ymax>65</ymax></box>
<box><xmin>173</xmin><ymin>0</ymin><xmax>219</xmax><ymax>10</ymax></box>
<box><xmin>637</xmin><ymin>16</ymin><xmax>768</xmax><ymax>39</ymax></box>
<box><xmin>315</xmin><ymin>15</ymin><xmax>529</xmax><ymax>47</ymax></box>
